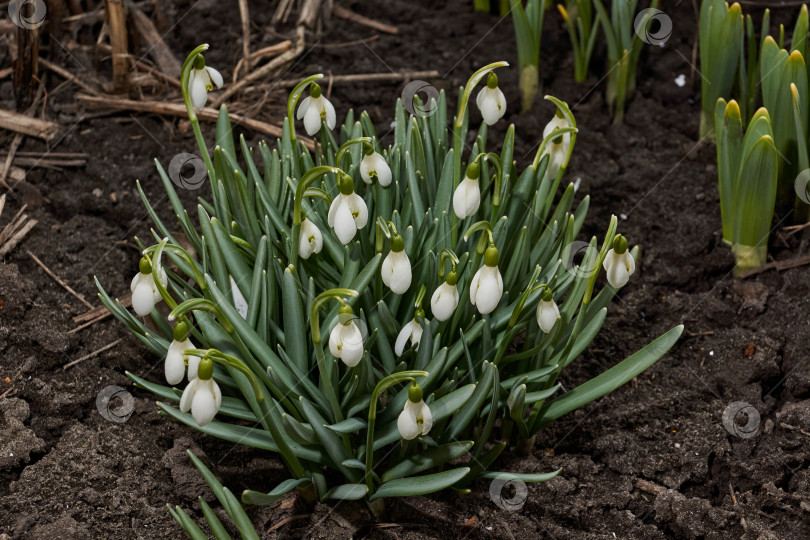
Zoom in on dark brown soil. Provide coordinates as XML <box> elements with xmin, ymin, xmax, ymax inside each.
<box><xmin>2</xmin><ymin>1</ymin><xmax>810</xmax><ymax>538</ymax></box>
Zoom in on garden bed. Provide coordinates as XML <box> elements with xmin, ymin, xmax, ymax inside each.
<box><xmin>1</xmin><ymin>1</ymin><xmax>809</xmax><ymax>538</ymax></box>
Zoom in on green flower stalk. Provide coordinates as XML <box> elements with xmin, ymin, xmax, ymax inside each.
<box><xmin>97</xmin><ymin>45</ymin><xmax>684</xmax><ymax>537</ymax></box>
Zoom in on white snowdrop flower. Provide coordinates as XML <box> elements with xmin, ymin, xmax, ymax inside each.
<box><xmin>453</xmin><ymin>162</ymin><xmax>481</xmax><ymax>219</ymax></box>
<box><xmin>397</xmin><ymin>383</ymin><xmax>433</xmax><ymax>440</ymax></box>
<box><xmin>130</xmin><ymin>257</ymin><xmax>168</xmax><ymax>317</ymax></box>
<box><xmin>165</xmin><ymin>321</ymin><xmax>201</xmax><ymax>385</ymax></box>
<box><xmin>470</xmin><ymin>246</ymin><xmax>504</xmax><ymax>315</ymax></box>
<box><xmin>179</xmin><ymin>357</ymin><xmax>221</xmax><ymax>427</ymax></box>
<box><xmin>296</xmin><ymin>83</ymin><xmax>336</xmax><ymax>136</ymax></box>
<box><xmin>476</xmin><ymin>72</ymin><xmax>507</xmax><ymax>125</ymax></box>
<box><xmin>395</xmin><ymin>311</ymin><xmax>425</xmax><ymax>356</ymax></box>
<box><xmin>539</xmin><ymin>110</ymin><xmax>572</xmax><ymax>180</ymax></box>
<box><xmin>535</xmin><ymin>289</ymin><xmax>561</xmax><ymax>333</ymax></box>
<box><xmin>328</xmin><ymin>305</ymin><xmax>365</xmax><ymax>367</ymax></box>
<box><xmin>430</xmin><ymin>271</ymin><xmax>459</xmax><ymax>322</ymax></box>
<box><xmin>327</xmin><ymin>174</ymin><xmax>368</xmax><ymax>245</ymax></box>
<box><xmin>381</xmin><ymin>234</ymin><xmax>412</xmax><ymax>294</ymax></box>
<box><xmin>603</xmin><ymin>235</ymin><xmax>636</xmax><ymax>288</ymax></box>
<box><xmin>187</xmin><ymin>58</ymin><xmax>223</xmax><ymax>110</ymax></box>
<box><xmin>360</xmin><ymin>143</ymin><xmax>392</xmax><ymax>186</ymax></box>
<box><xmin>299</xmin><ymin>217</ymin><xmax>323</xmax><ymax>259</ymax></box>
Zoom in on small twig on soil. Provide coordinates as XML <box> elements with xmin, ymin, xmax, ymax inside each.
<box><xmin>0</xmin><ymin>67</ymin><xmax>12</xmax><ymax>80</ymax></box>
<box><xmin>74</xmin><ymin>93</ymin><xmax>315</xmax><ymax>149</ymax></box>
<box><xmin>779</xmin><ymin>422</ymin><xmax>810</xmax><ymax>436</ymax></box>
<box><xmin>634</xmin><ymin>478</ymin><xmax>666</xmax><ymax>496</ymax></box>
<box><xmin>27</xmin><ymin>250</ymin><xmax>95</xmax><ymax>309</ymax></box>
<box><xmin>64</xmin><ymin>339</ymin><xmax>122</xmax><ymax>370</ymax></box>
<box><xmin>0</xmin><ymin>218</ymin><xmax>37</xmax><ymax>257</ymax></box>
<box><xmin>210</xmin><ymin>26</ymin><xmax>306</xmax><ymax>108</ymax></box>
<box><xmin>332</xmin><ymin>4</ymin><xmax>398</xmax><ymax>34</ymax></box>
<box><xmin>39</xmin><ymin>59</ymin><xmax>100</xmax><ymax>95</ymax></box>
<box><xmin>0</xmin><ymin>133</ymin><xmax>23</xmax><ymax>190</ymax></box>
<box><xmin>238</xmin><ymin>0</ymin><xmax>251</xmax><ymax>72</ymax></box>
<box><xmin>266</xmin><ymin>514</ymin><xmax>312</xmax><ymax>533</ymax></box>
<box><xmin>783</xmin><ymin>222</ymin><xmax>810</xmax><ymax>236</ymax></box>
<box><xmin>128</xmin><ymin>1</ymin><xmax>182</xmax><ymax>77</ymax></box>
<box><xmin>729</xmin><ymin>483</ymin><xmax>738</xmax><ymax>505</ymax></box>
<box><xmin>0</xmin><ymin>109</ymin><xmax>60</xmax><ymax>141</ymax></box>
<box><xmin>74</xmin><ymin>294</ymin><xmax>131</xmax><ymax>324</ymax></box>
<box><xmin>272</xmin><ymin>70</ymin><xmax>441</xmax><ymax>88</ymax></box>
<box><xmin>739</xmin><ymin>254</ymin><xmax>810</xmax><ymax>278</ymax></box>
<box><xmin>233</xmin><ymin>41</ymin><xmax>293</xmax><ymax>83</ymax></box>
<box><xmin>1</xmin><ymin>156</ymin><xmax>86</xmax><ymax>169</ymax></box>
<box><xmin>686</xmin><ymin>330</ymin><xmax>714</xmax><ymax>338</ymax></box>
<box><xmin>0</xmin><ymin>386</ymin><xmax>16</xmax><ymax>401</ymax></box>
<box><xmin>104</xmin><ymin>0</ymin><xmax>130</xmax><ymax>90</ymax></box>
<box><xmin>314</xmin><ymin>35</ymin><xmax>380</xmax><ymax>49</ymax></box>
<box><xmin>96</xmin><ymin>43</ymin><xmax>181</xmax><ymax>89</ymax></box>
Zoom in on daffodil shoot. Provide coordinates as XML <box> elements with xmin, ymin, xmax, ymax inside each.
<box><xmin>96</xmin><ymin>47</ymin><xmax>683</xmax><ymax>535</ymax></box>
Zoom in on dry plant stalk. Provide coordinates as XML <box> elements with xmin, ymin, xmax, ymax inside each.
<box><xmin>104</xmin><ymin>0</ymin><xmax>130</xmax><ymax>90</ymax></box>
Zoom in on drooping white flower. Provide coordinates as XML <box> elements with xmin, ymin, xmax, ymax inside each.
<box><xmin>130</xmin><ymin>257</ymin><xmax>168</xmax><ymax>317</ymax></box>
<box><xmin>165</xmin><ymin>321</ymin><xmax>201</xmax><ymax>385</ymax></box>
<box><xmin>603</xmin><ymin>235</ymin><xmax>636</xmax><ymax>288</ymax></box>
<box><xmin>470</xmin><ymin>246</ymin><xmax>504</xmax><ymax>315</ymax></box>
<box><xmin>381</xmin><ymin>235</ymin><xmax>411</xmax><ymax>294</ymax></box>
<box><xmin>328</xmin><ymin>305</ymin><xmax>365</xmax><ymax>367</ymax></box>
<box><xmin>327</xmin><ymin>174</ymin><xmax>368</xmax><ymax>245</ymax></box>
<box><xmin>187</xmin><ymin>60</ymin><xmax>223</xmax><ymax>110</ymax></box>
<box><xmin>360</xmin><ymin>143</ymin><xmax>392</xmax><ymax>186</ymax></box>
<box><xmin>179</xmin><ymin>358</ymin><xmax>221</xmax><ymax>426</ymax></box>
<box><xmin>297</xmin><ymin>83</ymin><xmax>336</xmax><ymax>136</ymax></box>
<box><xmin>476</xmin><ymin>72</ymin><xmax>507</xmax><ymax>125</ymax></box>
<box><xmin>395</xmin><ymin>313</ymin><xmax>424</xmax><ymax>356</ymax></box>
<box><xmin>299</xmin><ymin>217</ymin><xmax>323</xmax><ymax>259</ymax></box>
<box><xmin>539</xmin><ymin>110</ymin><xmax>572</xmax><ymax>180</ymax></box>
<box><xmin>536</xmin><ymin>290</ymin><xmax>561</xmax><ymax>333</ymax></box>
<box><xmin>430</xmin><ymin>272</ymin><xmax>459</xmax><ymax>322</ymax></box>
<box><xmin>397</xmin><ymin>383</ymin><xmax>433</xmax><ymax>440</ymax></box>
<box><xmin>453</xmin><ymin>162</ymin><xmax>481</xmax><ymax>219</ymax></box>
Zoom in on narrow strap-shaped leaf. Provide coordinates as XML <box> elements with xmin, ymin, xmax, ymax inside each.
<box><xmin>369</xmin><ymin>467</ymin><xmax>470</xmax><ymax>501</ymax></box>
<box><xmin>323</xmin><ymin>483</ymin><xmax>368</xmax><ymax>501</ymax></box>
<box><xmin>534</xmin><ymin>325</ymin><xmax>683</xmax><ymax>429</ymax></box>
<box><xmin>242</xmin><ymin>478</ymin><xmax>310</xmax><ymax>506</ymax></box>
<box><xmin>381</xmin><ymin>441</ymin><xmax>473</xmax><ymax>483</ymax></box>
<box><xmin>198</xmin><ymin>497</ymin><xmax>232</xmax><ymax>540</ymax></box>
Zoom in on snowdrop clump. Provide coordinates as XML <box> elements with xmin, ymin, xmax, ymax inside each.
<box><xmin>97</xmin><ymin>46</ymin><xmax>683</xmax><ymax>535</ymax></box>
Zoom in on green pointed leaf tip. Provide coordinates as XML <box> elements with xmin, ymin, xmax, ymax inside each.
<box><xmin>101</xmin><ymin>55</ymin><xmax>686</xmax><ymax>513</ymax></box>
